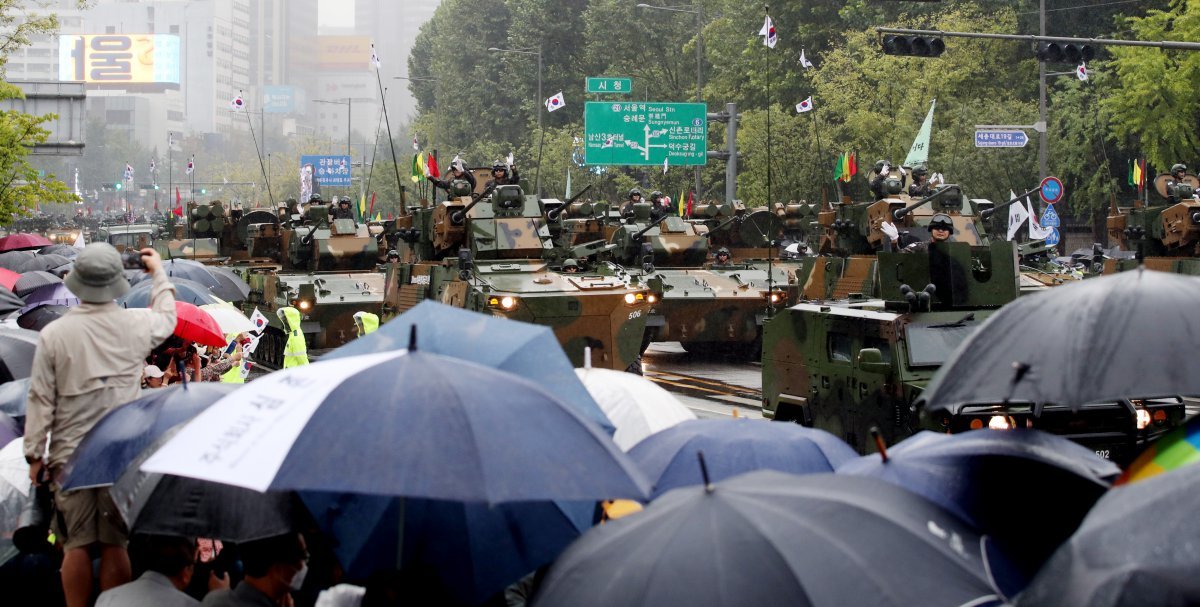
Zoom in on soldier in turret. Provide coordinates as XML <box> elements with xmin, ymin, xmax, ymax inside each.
<box><xmin>880</xmin><ymin>213</ymin><xmax>954</xmax><ymax>253</ymax></box>
<box><xmin>1165</xmin><ymin>163</ymin><xmax>1192</xmax><ymax>204</ymax></box>
<box><xmin>908</xmin><ymin>166</ymin><xmax>932</xmax><ymax>198</ymax></box>
<box><xmin>428</xmin><ymin>159</ymin><xmax>477</xmax><ymax>195</ymax></box>
<box><xmin>713</xmin><ymin>247</ymin><xmax>732</xmax><ymax>266</ymax></box>
<box><xmin>869</xmin><ymin>160</ymin><xmax>893</xmax><ymax>200</ymax></box>
<box><xmin>485</xmin><ymin>161</ymin><xmax>520</xmax><ymax>189</ymax></box>
<box><xmin>621</xmin><ymin>188</ymin><xmax>645</xmax><ymax>218</ymax></box>
<box><xmin>332</xmin><ymin>197</ymin><xmax>356</xmax><ymax>221</ymax></box>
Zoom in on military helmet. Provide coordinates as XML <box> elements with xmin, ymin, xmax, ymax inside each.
<box><xmin>386</xmin><ymin>249</ymin><xmax>399</xmax><ymax>259</ymax></box>
<box><xmin>716</xmin><ymin>247</ymin><xmax>731</xmax><ymax>257</ymax></box>
<box><xmin>492</xmin><ymin>162</ymin><xmax>507</xmax><ymax>173</ymax></box>
<box><xmin>628</xmin><ymin>188</ymin><xmax>643</xmax><ymax>199</ymax></box>
<box><xmin>912</xmin><ymin>166</ymin><xmax>929</xmax><ymax>177</ymax></box>
<box><xmin>929</xmin><ymin>213</ymin><xmax>955</xmax><ymax>232</ymax></box>
<box><xmin>309</xmin><ymin>193</ymin><xmax>323</xmax><ymax>203</ymax></box>
<box><xmin>277</xmin><ymin>200</ymin><xmax>289</xmax><ymax>209</ymax></box>
<box><xmin>650</xmin><ymin>190</ymin><xmax>663</xmax><ymax>201</ymax></box>
<box><xmin>1172</xmin><ymin>163</ymin><xmax>1187</xmax><ymax>175</ymax></box>
<box><xmin>449</xmin><ymin>179</ymin><xmax>473</xmax><ymax>197</ymax></box>
<box><xmin>874</xmin><ymin>160</ymin><xmax>889</xmax><ymax>174</ymax></box>
<box><xmin>338</xmin><ymin>197</ymin><xmax>351</xmax><ymax>206</ymax></box>
<box><xmin>562</xmin><ymin>258</ymin><xmax>579</xmax><ymax>268</ymax></box>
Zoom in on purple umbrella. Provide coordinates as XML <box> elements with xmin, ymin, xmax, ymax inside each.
<box><xmin>20</xmin><ymin>283</ymin><xmax>79</xmax><ymax>311</ymax></box>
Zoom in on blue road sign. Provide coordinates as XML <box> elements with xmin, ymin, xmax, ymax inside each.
<box><xmin>974</xmin><ymin>130</ymin><xmax>1028</xmax><ymax>148</ymax></box>
<box><xmin>300</xmin><ymin>155</ymin><xmax>352</xmax><ymax>187</ymax></box>
<box><xmin>1040</xmin><ymin>176</ymin><xmax>1064</xmax><ymax>204</ymax></box>
<box><xmin>1043</xmin><ymin>227</ymin><xmax>1060</xmax><ymax>247</ymax></box>
<box><xmin>1040</xmin><ymin>204</ymin><xmax>1060</xmax><ymax>227</ymax></box>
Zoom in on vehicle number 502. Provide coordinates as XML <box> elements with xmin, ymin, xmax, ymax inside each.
<box><xmin>628</xmin><ymin>310</ymin><xmax>642</xmax><ymax>320</ymax></box>
<box><xmin>1095</xmin><ymin>449</ymin><xmax>1110</xmax><ymax>459</ymax></box>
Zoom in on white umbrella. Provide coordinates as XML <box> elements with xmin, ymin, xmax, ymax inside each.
<box><xmin>0</xmin><ymin>437</ymin><xmax>30</xmax><ymax>533</ymax></box>
<box><xmin>199</xmin><ymin>303</ymin><xmax>255</xmax><ymax>336</ymax></box>
<box><xmin>576</xmin><ymin>351</ymin><xmax>695</xmax><ymax>451</ymax></box>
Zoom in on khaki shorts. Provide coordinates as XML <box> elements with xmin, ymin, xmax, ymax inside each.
<box><xmin>51</xmin><ymin>484</ymin><xmax>129</xmax><ymax>550</ymax></box>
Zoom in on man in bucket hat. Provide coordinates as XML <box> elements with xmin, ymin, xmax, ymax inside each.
<box><xmin>24</xmin><ymin>243</ymin><xmax>177</xmax><ymax>607</ymax></box>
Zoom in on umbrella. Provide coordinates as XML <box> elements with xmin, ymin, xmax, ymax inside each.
<box><xmin>113</xmin><ymin>429</ymin><xmax>300</xmax><ymax>543</ymax></box>
<box><xmin>0</xmin><ymin>268</ymin><xmax>18</xmax><ymax>291</ymax></box>
<box><xmin>575</xmin><ymin>366</ymin><xmax>695</xmax><ymax>451</ymax></box>
<box><xmin>38</xmin><ymin>244</ymin><xmax>78</xmax><ymax>258</ymax></box>
<box><xmin>14</xmin><ymin>271</ymin><xmax>62</xmax><ymax>296</ymax></box>
<box><xmin>533</xmin><ymin>471</ymin><xmax>1016</xmax><ymax>606</ymax></box>
<box><xmin>17</xmin><ymin>304</ymin><xmax>69</xmax><ymax>331</ymax></box>
<box><xmin>14</xmin><ymin>254</ymin><xmax>70</xmax><ymax>274</ymax></box>
<box><xmin>0</xmin><ymin>437</ymin><xmax>30</xmax><ymax>536</ymax></box>
<box><xmin>1015</xmin><ymin>463</ymin><xmax>1200</xmax><ymax>607</ymax></box>
<box><xmin>162</xmin><ymin>259</ymin><xmax>223</xmax><ymax>290</ymax></box>
<box><xmin>0</xmin><ymin>329</ymin><xmax>41</xmax><ymax>382</ymax></box>
<box><xmin>203</xmin><ymin>266</ymin><xmax>250</xmax><ymax>302</ymax></box>
<box><xmin>0</xmin><ymin>250</ymin><xmax>34</xmax><ymax>271</ymax></box>
<box><xmin>0</xmin><ymin>411</ymin><xmax>17</xmax><ymax>447</ymax></box>
<box><xmin>173</xmin><ymin>301</ymin><xmax>226</xmax><ymax>347</ymax></box>
<box><xmin>920</xmin><ymin>269</ymin><xmax>1200</xmax><ymax>412</ymax></box>
<box><xmin>19</xmin><ymin>283</ymin><xmax>79</xmax><ymax>310</ymax></box>
<box><xmin>1117</xmin><ymin>414</ymin><xmax>1200</xmax><ymax>485</ymax></box>
<box><xmin>61</xmin><ymin>383</ymin><xmax>239</xmax><ymax>491</ymax></box>
<box><xmin>327</xmin><ymin>300</ymin><xmax>614</xmax><ymax>435</ymax></box>
<box><xmin>0</xmin><ymin>233</ymin><xmax>51</xmax><ymax>252</ymax></box>
<box><xmin>142</xmin><ymin>345</ymin><xmax>649</xmax><ymax>502</ymax></box>
<box><xmin>628</xmin><ymin>419</ymin><xmax>857</xmax><ymax>498</ymax></box>
<box><xmin>117</xmin><ymin>277</ymin><xmax>222</xmax><ymax>308</ymax></box>
<box><xmin>0</xmin><ymin>377</ymin><xmax>30</xmax><ymax>418</ymax></box>
<box><xmin>46</xmin><ymin>261</ymin><xmax>73</xmax><ymax>278</ymax></box>
<box><xmin>302</xmin><ymin>492</ymin><xmax>593</xmax><ymax>605</ymax></box>
<box><xmin>838</xmin><ymin>429</ymin><xmax>1120</xmax><ymax>583</ymax></box>
<box><xmin>198</xmin><ymin>303</ymin><xmax>255</xmax><ymax>335</ymax></box>
<box><xmin>0</xmin><ymin>286</ymin><xmax>24</xmax><ymax>316</ymax></box>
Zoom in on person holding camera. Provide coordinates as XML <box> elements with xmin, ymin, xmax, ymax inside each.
<box><xmin>24</xmin><ymin>243</ymin><xmax>177</xmax><ymax>607</ymax></box>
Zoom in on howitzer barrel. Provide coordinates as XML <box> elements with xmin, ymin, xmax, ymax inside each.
<box><xmin>564</xmin><ymin>184</ymin><xmax>593</xmax><ymax>206</ymax></box>
<box><xmin>633</xmin><ymin>213</ymin><xmax>670</xmax><ymax>241</ymax></box>
<box><xmin>893</xmin><ymin>186</ymin><xmax>962</xmax><ymax>219</ymax></box>
<box><xmin>703</xmin><ymin>215</ymin><xmax>739</xmax><ymax>239</ymax></box>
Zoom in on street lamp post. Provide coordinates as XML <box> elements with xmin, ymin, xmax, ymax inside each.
<box><xmin>638</xmin><ymin>3</ymin><xmax>704</xmax><ymax>200</ymax></box>
<box><xmin>488</xmin><ymin>46</ymin><xmax>543</xmax><ymax>197</ymax></box>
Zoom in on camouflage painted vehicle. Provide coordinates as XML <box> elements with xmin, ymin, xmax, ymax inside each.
<box><xmin>1104</xmin><ymin>172</ymin><xmax>1200</xmax><ymax>275</ymax></box>
<box><xmin>598</xmin><ymin>201</ymin><xmax>798</xmax><ymax>357</ymax></box>
<box><xmin>383</xmin><ymin>183</ymin><xmax>652</xmax><ymax>371</ymax></box>
<box><xmin>242</xmin><ymin>205</ymin><xmax>386</xmax><ymax>365</ymax></box>
<box><xmin>762</xmin><ymin>238</ymin><xmax>1184</xmax><ymax>461</ymax></box>
<box><xmin>97</xmin><ymin>223</ymin><xmax>163</xmax><ymax>254</ymax></box>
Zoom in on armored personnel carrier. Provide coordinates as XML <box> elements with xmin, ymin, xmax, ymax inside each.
<box><xmin>1104</xmin><ymin>171</ymin><xmax>1200</xmax><ymax>275</ymax></box>
<box><xmin>243</xmin><ymin>204</ymin><xmax>386</xmax><ymax>364</ymax></box>
<box><xmin>383</xmin><ymin>182</ymin><xmax>652</xmax><ymax>372</ymax></box>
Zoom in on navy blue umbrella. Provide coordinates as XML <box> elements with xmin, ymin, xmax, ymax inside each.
<box><xmin>838</xmin><ymin>429</ymin><xmax>1119</xmax><ymax>585</ymax></box>
<box><xmin>327</xmin><ymin>300</ymin><xmax>614</xmax><ymax>434</ymax></box>
<box><xmin>302</xmin><ymin>492</ymin><xmax>593</xmax><ymax>605</ymax></box>
<box><xmin>142</xmin><ymin>343</ymin><xmax>649</xmax><ymax>502</ymax></box>
<box><xmin>533</xmin><ymin>471</ymin><xmax>1019</xmax><ymax>606</ymax></box>
<box><xmin>61</xmin><ymin>383</ymin><xmax>239</xmax><ymax>490</ymax></box>
<box><xmin>204</xmin><ymin>266</ymin><xmax>250</xmax><ymax>302</ymax></box>
<box><xmin>628</xmin><ymin>419</ymin><xmax>858</xmax><ymax>499</ymax></box>
<box><xmin>117</xmin><ymin>277</ymin><xmax>222</xmax><ymax>307</ymax></box>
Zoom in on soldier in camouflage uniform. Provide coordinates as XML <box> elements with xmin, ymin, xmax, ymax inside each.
<box><xmin>880</xmin><ymin>213</ymin><xmax>954</xmax><ymax>253</ymax></box>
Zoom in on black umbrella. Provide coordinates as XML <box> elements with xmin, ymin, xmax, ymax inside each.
<box><xmin>17</xmin><ymin>304</ymin><xmax>69</xmax><ymax>331</ymax></box>
<box><xmin>14</xmin><ymin>271</ymin><xmax>62</xmax><ymax>296</ymax></box>
<box><xmin>161</xmin><ymin>259</ymin><xmax>222</xmax><ymax>290</ymax></box>
<box><xmin>0</xmin><ymin>286</ymin><xmax>24</xmax><ymax>316</ymax></box>
<box><xmin>0</xmin><ymin>329</ymin><xmax>40</xmax><ymax>382</ymax></box>
<box><xmin>47</xmin><ymin>261</ymin><xmax>72</xmax><ymax>278</ymax></box>
<box><xmin>38</xmin><ymin>244</ymin><xmax>78</xmax><ymax>258</ymax></box>
<box><xmin>117</xmin><ymin>277</ymin><xmax>221</xmax><ymax>307</ymax></box>
<box><xmin>14</xmin><ymin>254</ymin><xmax>70</xmax><ymax>274</ymax></box>
<box><xmin>1016</xmin><ymin>463</ymin><xmax>1200</xmax><ymax>607</ymax></box>
<box><xmin>838</xmin><ymin>429</ymin><xmax>1120</xmax><ymax>585</ymax></box>
<box><xmin>112</xmin><ymin>430</ymin><xmax>302</xmax><ymax>543</ymax></box>
<box><xmin>920</xmin><ymin>270</ymin><xmax>1200</xmax><ymax>412</ymax></box>
<box><xmin>0</xmin><ymin>251</ymin><xmax>34</xmax><ymax>272</ymax></box>
<box><xmin>533</xmin><ymin>471</ymin><xmax>1017</xmax><ymax>606</ymax></box>
<box><xmin>203</xmin><ymin>266</ymin><xmax>250</xmax><ymax>302</ymax></box>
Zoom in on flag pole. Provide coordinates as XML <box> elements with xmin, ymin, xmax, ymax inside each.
<box><xmin>239</xmin><ymin>92</ymin><xmax>275</xmax><ymax>209</ymax></box>
<box><xmin>373</xmin><ymin>63</ymin><xmax>408</xmax><ymax>217</ymax></box>
<box><xmin>810</xmin><ymin>109</ymin><xmax>827</xmax><ymax>202</ymax></box>
<box><xmin>764</xmin><ymin>5</ymin><xmax>772</xmax><ymax>209</ymax></box>
<box><xmin>365</xmin><ymin>104</ymin><xmax>385</xmax><ymax>209</ymax></box>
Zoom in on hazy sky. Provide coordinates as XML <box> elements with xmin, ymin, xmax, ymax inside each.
<box><xmin>317</xmin><ymin>0</ymin><xmax>356</xmax><ymax>30</ymax></box>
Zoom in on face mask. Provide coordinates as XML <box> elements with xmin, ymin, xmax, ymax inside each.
<box><xmin>289</xmin><ymin>562</ymin><xmax>308</xmax><ymax>591</ymax></box>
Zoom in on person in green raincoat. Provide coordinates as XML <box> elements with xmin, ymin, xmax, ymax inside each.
<box><xmin>278</xmin><ymin>307</ymin><xmax>309</xmax><ymax>367</ymax></box>
<box><xmin>353</xmin><ymin>311</ymin><xmax>379</xmax><ymax>337</ymax></box>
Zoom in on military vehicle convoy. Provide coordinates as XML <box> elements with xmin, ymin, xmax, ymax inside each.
<box><xmin>1104</xmin><ymin>170</ymin><xmax>1200</xmax><ymax>275</ymax></box>
<box><xmin>382</xmin><ymin>181</ymin><xmax>652</xmax><ymax>372</ymax></box>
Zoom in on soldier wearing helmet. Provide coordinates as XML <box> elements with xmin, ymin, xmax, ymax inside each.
<box><xmin>332</xmin><ymin>196</ymin><xmax>356</xmax><ymax>221</ymax></box>
<box><xmin>485</xmin><ymin>160</ymin><xmax>520</xmax><ymax>189</ymax></box>
<box><xmin>870</xmin><ymin>160</ymin><xmax>894</xmax><ymax>200</ymax></box>
<box><xmin>880</xmin><ymin>213</ymin><xmax>954</xmax><ymax>253</ymax></box>
<box><xmin>562</xmin><ymin>258</ymin><xmax>580</xmax><ymax>273</ymax></box>
<box><xmin>1166</xmin><ymin>163</ymin><xmax>1191</xmax><ymax>204</ymax></box>
<box><xmin>621</xmin><ymin>188</ymin><xmax>644</xmax><ymax>218</ymax></box>
<box><xmin>714</xmin><ymin>247</ymin><xmax>732</xmax><ymax>265</ymax></box>
<box><xmin>428</xmin><ymin>159</ymin><xmax>477</xmax><ymax>196</ymax></box>
<box><xmin>908</xmin><ymin>166</ymin><xmax>932</xmax><ymax>198</ymax></box>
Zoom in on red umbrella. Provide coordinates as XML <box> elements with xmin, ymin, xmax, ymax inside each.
<box><xmin>0</xmin><ymin>268</ymin><xmax>18</xmax><ymax>291</ymax></box>
<box><xmin>173</xmin><ymin>301</ymin><xmax>226</xmax><ymax>348</ymax></box>
<box><xmin>0</xmin><ymin>233</ymin><xmax>52</xmax><ymax>252</ymax></box>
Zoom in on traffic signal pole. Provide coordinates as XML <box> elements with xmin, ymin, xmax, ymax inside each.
<box><xmin>1038</xmin><ymin>0</ymin><xmax>1047</xmax><ymax>182</ymax></box>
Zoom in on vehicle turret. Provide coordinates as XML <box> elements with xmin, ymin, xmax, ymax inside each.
<box><xmin>1106</xmin><ymin>173</ymin><xmax>1200</xmax><ymax>259</ymax></box>
<box><xmin>284</xmin><ymin>205</ymin><xmax>379</xmax><ymax>271</ymax></box>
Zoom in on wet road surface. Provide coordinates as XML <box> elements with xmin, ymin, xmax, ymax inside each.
<box><xmin>642</xmin><ymin>342</ymin><xmax>764</xmax><ymax>420</ymax></box>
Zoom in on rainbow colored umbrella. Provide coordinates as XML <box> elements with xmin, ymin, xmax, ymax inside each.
<box><xmin>1117</xmin><ymin>415</ymin><xmax>1200</xmax><ymax>485</ymax></box>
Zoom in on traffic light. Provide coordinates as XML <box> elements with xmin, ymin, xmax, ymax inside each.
<box><xmin>881</xmin><ymin>34</ymin><xmax>945</xmax><ymax>57</ymax></box>
<box><xmin>1036</xmin><ymin>42</ymin><xmax>1094</xmax><ymax>63</ymax></box>
<box><xmin>115</xmin><ymin>182</ymin><xmax>122</xmax><ymax>190</ymax></box>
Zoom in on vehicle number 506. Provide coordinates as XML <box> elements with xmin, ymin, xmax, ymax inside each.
<box><xmin>628</xmin><ymin>310</ymin><xmax>642</xmax><ymax>320</ymax></box>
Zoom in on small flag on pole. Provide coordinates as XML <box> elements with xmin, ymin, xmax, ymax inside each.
<box><xmin>1076</xmin><ymin>62</ymin><xmax>1088</xmax><ymax>82</ymax></box>
<box><xmin>545</xmin><ymin>92</ymin><xmax>566</xmax><ymax>112</ymax></box>
<box><xmin>427</xmin><ymin>153</ymin><xmax>440</xmax><ymax>178</ymax></box>
<box><xmin>149</xmin><ymin>159</ymin><xmax>156</xmax><ymax>174</ymax></box>
<box><xmin>186</xmin><ymin>156</ymin><xmax>195</xmax><ymax>175</ymax></box>
<box><xmin>230</xmin><ymin>93</ymin><xmax>245</xmax><ymax>111</ymax></box>
<box><xmin>124</xmin><ymin>163</ymin><xmax>134</xmax><ymax>182</ymax></box>
<box><xmin>663</xmin><ymin>156</ymin><xmax>669</xmax><ymax>175</ymax></box>
<box><xmin>758</xmin><ymin>15</ymin><xmax>778</xmax><ymax>49</ymax></box>
<box><xmin>370</xmin><ymin>43</ymin><xmax>382</xmax><ymax>69</ymax></box>
<box><xmin>249</xmin><ymin>308</ymin><xmax>269</xmax><ymax>333</ymax></box>
<box><xmin>795</xmin><ymin>97</ymin><xmax>813</xmax><ymax>113</ymax></box>
<box><xmin>174</xmin><ymin>188</ymin><xmax>183</xmax><ymax>216</ymax></box>
<box><xmin>412</xmin><ymin>135</ymin><xmax>419</xmax><ymax>152</ymax></box>
<box><xmin>799</xmin><ymin>49</ymin><xmax>813</xmax><ymax>68</ymax></box>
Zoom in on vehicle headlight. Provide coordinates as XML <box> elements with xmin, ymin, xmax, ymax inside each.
<box><xmin>1135</xmin><ymin>408</ymin><xmax>1151</xmax><ymax>430</ymax></box>
<box><xmin>647</xmin><ymin>293</ymin><xmax>658</xmax><ymax>304</ymax></box>
<box><xmin>988</xmin><ymin>415</ymin><xmax>1013</xmax><ymax>430</ymax></box>
<box><xmin>624</xmin><ymin>293</ymin><xmax>637</xmax><ymax>305</ymax></box>
<box><xmin>297</xmin><ymin>300</ymin><xmax>313</xmax><ymax>312</ymax></box>
<box><xmin>488</xmin><ymin>295</ymin><xmax>518</xmax><ymax>311</ymax></box>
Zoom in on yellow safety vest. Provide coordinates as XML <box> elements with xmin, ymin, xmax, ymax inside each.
<box><xmin>280</xmin><ymin>307</ymin><xmax>310</xmax><ymax>368</ymax></box>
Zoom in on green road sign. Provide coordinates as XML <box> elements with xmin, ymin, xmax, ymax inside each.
<box><xmin>586</xmin><ymin>77</ymin><xmax>632</xmax><ymax>94</ymax></box>
<box><xmin>584</xmin><ymin>101</ymin><xmax>707</xmax><ymax>166</ymax></box>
